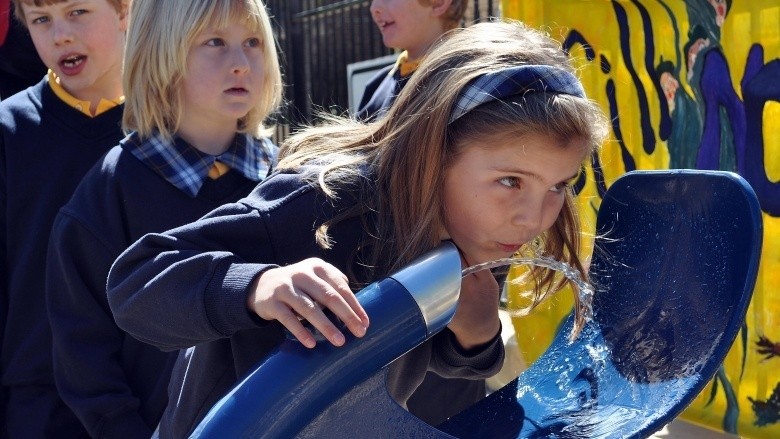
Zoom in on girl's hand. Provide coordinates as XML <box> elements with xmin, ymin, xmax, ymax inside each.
<box><xmin>447</xmin><ymin>267</ymin><xmax>501</xmax><ymax>351</ymax></box>
<box><xmin>247</xmin><ymin>258</ymin><xmax>370</xmax><ymax>348</ymax></box>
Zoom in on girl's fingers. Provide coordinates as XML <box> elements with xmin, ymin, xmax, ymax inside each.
<box><xmin>250</xmin><ymin>258</ymin><xmax>370</xmax><ymax>348</ymax></box>
<box><xmin>289</xmin><ymin>297</ymin><xmax>346</xmax><ymax>347</ymax></box>
<box><xmin>273</xmin><ymin>305</ymin><xmax>318</xmax><ymax>348</ymax></box>
<box><xmin>313</xmin><ymin>262</ymin><xmax>370</xmax><ymax>330</ymax></box>
<box><xmin>294</xmin><ymin>268</ymin><xmax>368</xmax><ymax>343</ymax></box>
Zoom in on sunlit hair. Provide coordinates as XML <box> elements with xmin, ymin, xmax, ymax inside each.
<box><xmin>278</xmin><ymin>20</ymin><xmax>608</xmax><ymax>336</ymax></box>
<box><xmin>418</xmin><ymin>0</ymin><xmax>467</xmax><ymax>29</ymax></box>
<box><xmin>12</xmin><ymin>0</ymin><xmax>126</xmax><ymax>25</ymax></box>
<box><xmin>122</xmin><ymin>0</ymin><xmax>282</xmax><ymax>140</ymax></box>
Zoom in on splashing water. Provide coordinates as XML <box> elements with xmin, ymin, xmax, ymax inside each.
<box><xmin>462</xmin><ymin>255</ymin><xmax>595</xmax><ymax>326</ymax></box>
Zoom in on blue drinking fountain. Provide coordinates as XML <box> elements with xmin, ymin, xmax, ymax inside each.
<box><xmin>191</xmin><ymin>170</ymin><xmax>762</xmax><ymax>438</ymax></box>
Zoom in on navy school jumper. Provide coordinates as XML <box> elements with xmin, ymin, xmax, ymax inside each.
<box><xmin>46</xmin><ymin>134</ymin><xmax>265</xmax><ymax>438</ymax></box>
<box><xmin>1</xmin><ymin>77</ymin><xmax>124</xmax><ymax>437</ymax></box>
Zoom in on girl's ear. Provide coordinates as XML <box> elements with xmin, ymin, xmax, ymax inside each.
<box><xmin>430</xmin><ymin>0</ymin><xmax>454</xmax><ymax>18</ymax></box>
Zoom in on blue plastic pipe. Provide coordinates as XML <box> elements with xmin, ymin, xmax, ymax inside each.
<box><xmin>191</xmin><ymin>241</ymin><xmax>462</xmax><ymax>438</ymax></box>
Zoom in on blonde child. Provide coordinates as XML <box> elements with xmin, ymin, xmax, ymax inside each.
<box><xmin>1</xmin><ymin>0</ymin><xmax>128</xmax><ymax>435</ymax></box>
<box><xmin>45</xmin><ymin>0</ymin><xmax>281</xmax><ymax>437</ymax></box>
<box><xmin>107</xmin><ymin>20</ymin><xmax>608</xmax><ymax>437</ymax></box>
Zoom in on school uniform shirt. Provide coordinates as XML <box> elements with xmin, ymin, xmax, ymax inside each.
<box><xmin>0</xmin><ymin>75</ymin><xmax>124</xmax><ymax>437</ymax></box>
<box><xmin>45</xmin><ymin>131</ymin><xmax>275</xmax><ymax>438</ymax></box>
<box><xmin>355</xmin><ymin>50</ymin><xmax>420</xmax><ymax>121</ymax></box>
<box><xmin>106</xmin><ymin>165</ymin><xmax>505</xmax><ymax>438</ymax></box>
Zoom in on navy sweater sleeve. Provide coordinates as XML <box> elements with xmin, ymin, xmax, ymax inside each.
<box><xmin>107</xmin><ymin>201</ymin><xmax>276</xmax><ymax>351</ymax></box>
<box><xmin>46</xmin><ymin>210</ymin><xmax>152</xmax><ymax>438</ymax></box>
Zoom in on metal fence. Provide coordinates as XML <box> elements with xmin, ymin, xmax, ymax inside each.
<box><xmin>265</xmin><ymin>0</ymin><xmax>501</xmax><ymax>141</ymax></box>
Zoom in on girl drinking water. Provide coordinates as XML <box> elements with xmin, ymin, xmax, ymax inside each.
<box><xmin>107</xmin><ymin>19</ymin><xmax>609</xmax><ymax>437</ymax></box>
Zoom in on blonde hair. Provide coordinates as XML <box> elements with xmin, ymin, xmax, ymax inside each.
<box><xmin>12</xmin><ymin>0</ymin><xmax>126</xmax><ymax>25</ymax></box>
<box><xmin>279</xmin><ymin>20</ymin><xmax>608</xmax><ymax>335</ymax></box>
<box><xmin>122</xmin><ymin>0</ymin><xmax>282</xmax><ymax>140</ymax></box>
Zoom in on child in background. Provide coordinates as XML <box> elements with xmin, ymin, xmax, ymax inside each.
<box><xmin>45</xmin><ymin>0</ymin><xmax>282</xmax><ymax>437</ymax></box>
<box><xmin>356</xmin><ymin>0</ymin><xmax>465</xmax><ymax>121</ymax></box>
<box><xmin>106</xmin><ymin>19</ymin><xmax>608</xmax><ymax>437</ymax></box>
<box><xmin>0</xmin><ymin>0</ymin><xmax>128</xmax><ymax>436</ymax></box>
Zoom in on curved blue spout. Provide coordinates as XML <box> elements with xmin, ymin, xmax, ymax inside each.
<box><xmin>191</xmin><ymin>241</ymin><xmax>462</xmax><ymax>438</ymax></box>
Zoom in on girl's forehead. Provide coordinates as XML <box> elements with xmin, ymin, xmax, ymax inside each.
<box><xmin>459</xmin><ymin>129</ymin><xmax>589</xmax><ymax>161</ymax></box>
<box><xmin>200</xmin><ymin>4</ymin><xmax>264</xmax><ymax>32</ymax></box>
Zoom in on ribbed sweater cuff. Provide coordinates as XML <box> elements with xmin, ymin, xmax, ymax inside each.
<box><xmin>205</xmin><ymin>261</ymin><xmax>276</xmax><ymax>335</ymax></box>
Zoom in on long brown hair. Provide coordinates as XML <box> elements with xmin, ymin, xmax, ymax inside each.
<box><xmin>278</xmin><ymin>20</ymin><xmax>608</xmax><ymax>334</ymax></box>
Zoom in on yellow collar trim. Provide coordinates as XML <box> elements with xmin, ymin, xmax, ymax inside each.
<box><xmin>207</xmin><ymin>161</ymin><xmax>231</xmax><ymax>179</ymax></box>
<box><xmin>395</xmin><ymin>51</ymin><xmax>422</xmax><ymax>77</ymax></box>
<box><xmin>48</xmin><ymin>70</ymin><xmax>124</xmax><ymax>117</ymax></box>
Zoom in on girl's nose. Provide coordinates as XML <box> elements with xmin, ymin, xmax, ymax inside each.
<box><xmin>231</xmin><ymin>50</ymin><xmax>251</xmax><ymax>75</ymax></box>
<box><xmin>512</xmin><ymin>198</ymin><xmax>545</xmax><ymax>237</ymax></box>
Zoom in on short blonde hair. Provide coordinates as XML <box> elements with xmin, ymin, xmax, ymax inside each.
<box><xmin>122</xmin><ymin>0</ymin><xmax>282</xmax><ymax>140</ymax></box>
<box><xmin>12</xmin><ymin>0</ymin><xmax>126</xmax><ymax>26</ymax></box>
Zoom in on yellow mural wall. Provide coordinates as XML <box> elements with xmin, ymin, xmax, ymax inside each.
<box><xmin>502</xmin><ymin>1</ymin><xmax>780</xmax><ymax>437</ymax></box>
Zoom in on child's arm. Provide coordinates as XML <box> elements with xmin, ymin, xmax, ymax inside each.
<box><xmin>447</xmin><ymin>268</ymin><xmax>502</xmax><ymax>350</ymax></box>
<box><xmin>108</xmin><ymin>202</ymin><xmax>368</xmax><ymax>351</ymax></box>
<box><xmin>107</xmin><ymin>202</ymin><xmax>282</xmax><ymax>350</ymax></box>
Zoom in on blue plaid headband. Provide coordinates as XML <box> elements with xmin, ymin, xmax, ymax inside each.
<box><xmin>449</xmin><ymin>64</ymin><xmax>586</xmax><ymax>124</ymax></box>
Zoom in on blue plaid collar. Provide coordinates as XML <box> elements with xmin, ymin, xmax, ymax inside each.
<box><xmin>449</xmin><ymin>65</ymin><xmax>586</xmax><ymax>124</ymax></box>
<box><xmin>123</xmin><ymin>131</ymin><xmax>277</xmax><ymax>197</ymax></box>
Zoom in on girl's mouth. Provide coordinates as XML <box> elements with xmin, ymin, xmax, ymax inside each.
<box><xmin>225</xmin><ymin>87</ymin><xmax>248</xmax><ymax>95</ymax></box>
<box><xmin>498</xmin><ymin>243</ymin><xmax>522</xmax><ymax>253</ymax></box>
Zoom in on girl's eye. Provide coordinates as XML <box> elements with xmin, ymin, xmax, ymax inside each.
<box><xmin>549</xmin><ymin>182</ymin><xmax>569</xmax><ymax>193</ymax></box>
<box><xmin>244</xmin><ymin>37</ymin><xmax>261</xmax><ymax>48</ymax></box>
<box><xmin>70</xmin><ymin>9</ymin><xmax>88</xmax><ymax>17</ymax></box>
<box><xmin>205</xmin><ymin>38</ymin><xmax>225</xmax><ymax>47</ymax></box>
<box><xmin>499</xmin><ymin>177</ymin><xmax>521</xmax><ymax>189</ymax></box>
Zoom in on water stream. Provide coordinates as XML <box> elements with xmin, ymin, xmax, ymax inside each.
<box><xmin>462</xmin><ymin>255</ymin><xmax>595</xmax><ymax>325</ymax></box>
